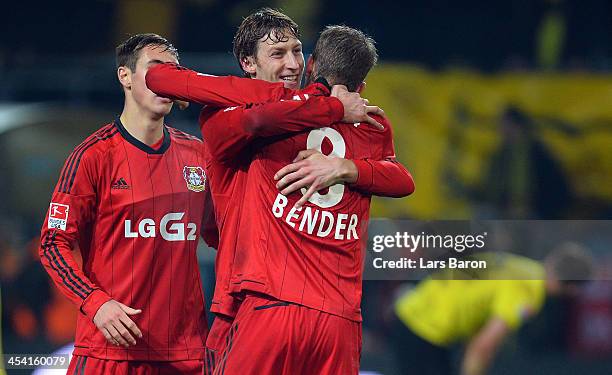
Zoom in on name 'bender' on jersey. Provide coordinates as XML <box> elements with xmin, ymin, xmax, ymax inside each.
<box><xmin>39</xmin><ymin>119</ymin><xmax>216</xmax><ymax>361</ymax></box>
<box><xmin>232</xmin><ymin>100</ymin><xmax>398</xmax><ymax>322</ymax></box>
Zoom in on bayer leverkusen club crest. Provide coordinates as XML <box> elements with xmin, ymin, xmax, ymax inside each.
<box><xmin>183</xmin><ymin>166</ymin><xmax>206</xmax><ymax>192</ymax></box>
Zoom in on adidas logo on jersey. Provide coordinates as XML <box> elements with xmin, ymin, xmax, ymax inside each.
<box><xmin>111</xmin><ymin>177</ymin><xmax>131</xmax><ymax>190</ymax></box>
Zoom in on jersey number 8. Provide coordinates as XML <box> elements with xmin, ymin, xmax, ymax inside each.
<box><xmin>302</xmin><ymin>127</ymin><xmax>346</xmax><ymax>209</ymax></box>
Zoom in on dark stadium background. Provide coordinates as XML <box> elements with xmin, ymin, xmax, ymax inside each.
<box><xmin>1</xmin><ymin>1</ymin><xmax>611</xmax><ymax>374</ymax></box>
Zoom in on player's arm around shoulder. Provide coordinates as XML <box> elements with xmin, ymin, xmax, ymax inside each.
<box><xmin>349</xmin><ymin>114</ymin><xmax>415</xmax><ymax>197</ymax></box>
<box><xmin>198</xmin><ymin>104</ymin><xmax>260</xmax><ymax>164</ymax></box>
<box><xmin>273</xmin><ymin>113</ymin><xmax>415</xmax><ymax>202</ymax></box>
<box><xmin>198</xmin><ymin>95</ymin><xmax>340</xmax><ymax>164</ymax></box>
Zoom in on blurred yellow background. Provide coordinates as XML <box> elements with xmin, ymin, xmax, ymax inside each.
<box><xmin>367</xmin><ymin>65</ymin><xmax>612</xmax><ymax>219</ymax></box>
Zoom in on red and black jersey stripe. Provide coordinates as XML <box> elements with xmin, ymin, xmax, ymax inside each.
<box><xmin>168</xmin><ymin>128</ymin><xmax>202</xmax><ymax>143</ymax></box>
<box><xmin>59</xmin><ymin>124</ymin><xmax>119</xmax><ymax>194</ymax></box>
<box><xmin>42</xmin><ymin>231</ymin><xmax>94</xmax><ymax>300</ymax></box>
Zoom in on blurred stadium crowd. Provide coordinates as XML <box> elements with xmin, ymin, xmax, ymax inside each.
<box><xmin>1</xmin><ymin>1</ymin><xmax>611</xmax><ymax>374</ymax></box>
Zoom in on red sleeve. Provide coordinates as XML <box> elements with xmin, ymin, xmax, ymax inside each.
<box><xmin>39</xmin><ymin>149</ymin><xmax>111</xmax><ymax>321</ymax></box>
<box><xmin>146</xmin><ymin>63</ymin><xmax>293</xmax><ymax>106</ymax></box>
<box><xmin>351</xmin><ymin>117</ymin><xmax>415</xmax><ymax>197</ymax></box>
<box><xmin>201</xmin><ymin>95</ymin><xmax>344</xmax><ymax>162</ymax></box>
<box><xmin>201</xmin><ymin>155</ymin><xmax>219</xmax><ymax>249</ymax></box>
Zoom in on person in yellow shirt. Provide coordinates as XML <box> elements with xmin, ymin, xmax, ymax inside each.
<box><xmin>391</xmin><ymin>244</ymin><xmax>593</xmax><ymax>375</ymax></box>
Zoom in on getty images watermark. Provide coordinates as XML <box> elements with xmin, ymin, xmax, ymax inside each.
<box><xmin>363</xmin><ymin>220</ymin><xmax>611</xmax><ymax>281</ymax></box>
<box><xmin>371</xmin><ymin>231</ymin><xmax>488</xmax><ymax>270</ymax></box>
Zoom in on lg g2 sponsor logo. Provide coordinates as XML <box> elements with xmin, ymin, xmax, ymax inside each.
<box><xmin>124</xmin><ymin>212</ymin><xmax>197</xmax><ymax>241</ymax></box>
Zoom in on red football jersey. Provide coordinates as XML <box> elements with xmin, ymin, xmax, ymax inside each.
<box><xmin>146</xmin><ymin>63</ymin><xmax>415</xmax><ymax>319</ymax></box>
<box><xmin>229</xmin><ymin>90</ymin><xmax>405</xmax><ymax>322</ymax></box>
<box><xmin>199</xmin><ymin>88</ymin><xmax>345</xmax><ymax>317</ymax></box>
<box><xmin>147</xmin><ymin>63</ymin><xmax>347</xmax><ymax>318</ymax></box>
<box><xmin>39</xmin><ymin>119</ymin><xmax>216</xmax><ymax>361</ymax></box>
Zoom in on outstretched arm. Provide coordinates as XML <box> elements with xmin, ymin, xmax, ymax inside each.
<box><xmin>200</xmin><ymin>95</ymin><xmax>343</xmax><ymax>162</ymax></box>
<box><xmin>146</xmin><ymin>62</ymin><xmax>290</xmax><ymax>106</ymax></box>
<box><xmin>201</xmin><ymin>88</ymin><xmax>385</xmax><ymax>162</ymax></box>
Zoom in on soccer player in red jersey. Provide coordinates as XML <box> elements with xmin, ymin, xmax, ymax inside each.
<box><xmin>212</xmin><ymin>25</ymin><xmax>413</xmax><ymax>374</ymax></box>
<box><xmin>39</xmin><ymin>34</ymin><xmax>216</xmax><ymax>374</ymax></box>
<box><xmin>145</xmin><ymin>10</ymin><xmax>410</xmax><ymax>373</ymax></box>
<box><xmin>145</xmin><ymin>10</ymin><xmax>414</xmax><ymax>375</ymax></box>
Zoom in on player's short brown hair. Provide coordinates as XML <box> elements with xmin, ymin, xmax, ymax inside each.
<box><xmin>116</xmin><ymin>33</ymin><xmax>178</xmax><ymax>71</ymax></box>
<box><xmin>312</xmin><ymin>25</ymin><xmax>378</xmax><ymax>92</ymax></box>
<box><xmin>233</xmin><ymin>8</ymin><xmax>299</xmax><ymax>77</ymax></box>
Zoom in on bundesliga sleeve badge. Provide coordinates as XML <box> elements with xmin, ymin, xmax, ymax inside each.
<box><xmin>183</xmin><ymin>166</ymin><xmax>206</xmax><ymax>192</ymax></box>
<box><xmin>48</xmin><ymin>203</ymin><xmax>69</xmax><ymax>230</ymax></box>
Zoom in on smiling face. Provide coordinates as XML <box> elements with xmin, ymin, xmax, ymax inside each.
<box><xmin>241</xmin><ymin>29</ymin><xmax>304</xmax><ymax>89</ymax></box>
<box><xmin>118</xmin><ymin>44</ymin><xmax>179</xmax><ymax>118</ymax></box>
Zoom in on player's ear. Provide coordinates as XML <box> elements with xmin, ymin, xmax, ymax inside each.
<box><xmin>305</xmin><ymin>56</ymin><xmax>314</xmax><ymax>77</ymax></box>
<box><xmin>117</xmin><ymin>66</ymin><xmax>132</xmax><ymax>90</ymax></box>
<box><xmin>241</xmin><ymin>56</ymin><xmax>257</xmax><ymax>76</ymax></box>
<box><xmin>356</xmin><ymin>81</ymin><xmax>366</xmax><ymax>94</ymax></box>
